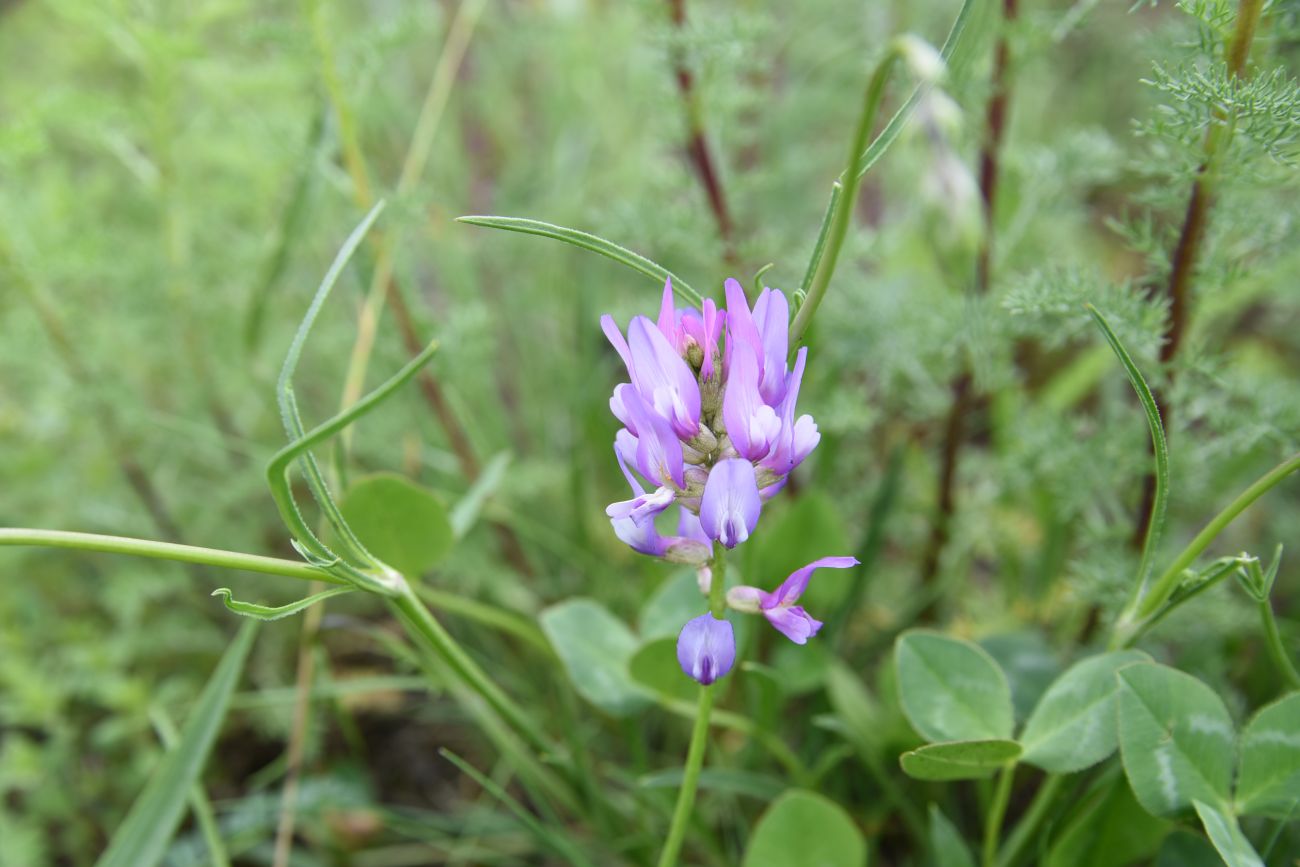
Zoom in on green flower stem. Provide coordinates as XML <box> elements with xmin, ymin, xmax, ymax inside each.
<box><xmin>789</xmin><ymin>48</ymin><xmax>900</xmax><ymax>347</ymax></box>
<box><xmin>982</xmin><ymin>764</ymin><xmax>1016</xmax><ymax>867</ymax></box>
<box><xmin>387</xmin><ymin>583</ymin><xmax>559</xmax><ymax>759</ymax></box>
<box><xmin>0</xmin><ymin>529</ymin><xmax>336</xmax><ymax>584</ymax></box>
<box><xmin>1132</xmin><ymin>452</ymin><xmax>1300</xmax><ymax>624</ymax></box>
<box><xmin>995</xmin><ymin>774</ymin><xmax>1065</xmax><ymax>867</ymax></box>
<box><xmin>657</xmin><ymin>542</ymin><xmax>729</xmax><ymax>867</ymax></box>
<box><xmin>1258</xmin><ymin>598</ymin><xmax>1300</xmax><ymax>692</ymax></box>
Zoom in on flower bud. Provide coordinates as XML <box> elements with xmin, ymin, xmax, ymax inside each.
<box><xmin>676</xmin><ymin>613</ymin><xmax>736</xmax><ymax>685</ymax></box>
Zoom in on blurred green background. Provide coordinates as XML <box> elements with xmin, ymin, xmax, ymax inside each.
<box><xmin>1</xmin><ymin>0</ymin><xmax>1297</xmax><ymax>864</ymax></box>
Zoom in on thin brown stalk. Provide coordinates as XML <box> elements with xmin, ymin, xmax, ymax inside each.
<box><xmin>666</xmin><ymin>0</ymin><xmax>738</xmax><ymax>266</ymax></box>
<box><xmin>918</xmin><ymin>0</ymin><xmax>1018</xmax><ymax>603</ymax></box>
<box><xmin>1132</xmin><ymin>0</ymin><xmax>1265</xmax><ymax>547</ymax></box>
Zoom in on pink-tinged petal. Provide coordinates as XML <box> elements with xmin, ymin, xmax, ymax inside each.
<box><xmin>723</xmin><ymin>278</ymin><xmax>762</xmax><ymax>371</ymax></box>
<box><xmin>621</xmin><ymin>386</ymin><xmax>685</xmax><ymax>487</ymax></box>
<box><xmin>700</xmin><ymin>458</ymin><xmax>762</xmax><ymax>549</ymax></box>
<box><xmin>676</xmin><ymin>614</ymin><xmax>736</xmax><ymax>684</ymax></box>
<box><xmin>763</xmin><ymin>605</ymin><xmax>823</xmax><ymax>645</ymax></box>
<box><xmin>656</xmin><ymin>278</ymin><xmax>685</xmax><ymax>352</ymax></box>
<box><xmin>628</xmin><ymin>317</ymin><xmax>700</xmax><ymax>439</ymax></box>
<box><xmin>723</xmin><ymin>343</ymin><xmax>780</xmax><ymax>461</ymax></box>
<box><xmin>764</xmin><ymin>556</ymin><xmax>859</xmax><ymax>608</ymax></box>
<box><xmin>613</xmin><ymin>436</ymin><xmax>645</xmax><ymax>495</ymax></box>
<box><xmin>700</xmin><ymin>299</ymin><xmax>723</xmax><ymax>381</ymax></box>
<box><xmin>752</xmin><ymin>288</ymin><xmax>790</xmax><ymax>405</ymax></box>
<box><xmin>601</xmin><ymin>315</ymin><xmax>632</xmax><ymax>371</ymax></box>
<box><xmin>610</xmin><ymin>384</ymin><xmax>636</xmax><ymax>434</ymax></box>
<box><xmin>762</xmin><ymin>347</ymin><xmax>819</xmax><ymax>474</ymax></box>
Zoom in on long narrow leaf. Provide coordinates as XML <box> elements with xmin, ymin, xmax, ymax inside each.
<box><xmin>1086</xmin><ymin>305</ymin><xmax>1169</xmax><ymax>615</ymax></box>
<box><xmin>456</xmin><ymin>216</ymin><xmax>702</xmax><ymax>306</ymax></box>
<box><xmin>96</xmin><ymin>622</ymin><xmax>258</xmax><ymax>867</ymax></box>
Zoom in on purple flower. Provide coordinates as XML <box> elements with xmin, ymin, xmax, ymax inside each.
<box><xmin>607</xmin><ymin>448</ymin><xmax>710</xmax><ymax>565</ymax></box>
<box><xmin>700</xmin><ymin>458</ymin><xmax>761</xmax><ymax>548</ymax></box>
<box><xmin>676</xmin><ymin>613</ymin><xmax>736</xmax><ymax>685</ymax></box>
<box><xmin>727</xmin><ymin>556</ymin><xmax>859</xmax><ymax>644</ymax></box>
<box><xmin>602</xmin><ymin>279</ymin><xmax>820</xmax><ymax>561</ymax></box>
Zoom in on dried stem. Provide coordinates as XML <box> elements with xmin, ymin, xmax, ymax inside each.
<box><xmin>666</xmin><ymin>0</ymin><xmax>737</xmax><ymax>265</ymax></box>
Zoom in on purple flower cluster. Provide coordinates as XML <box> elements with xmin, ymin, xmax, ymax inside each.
<box><xmin>603</xmin><ymin>278</ymin><xmax>858</xmax><ymax>685</ymax></box>
<box><xmin>602</xmin><ymin>278</ymin><xmax>819</xmax><ymax>560</ymax></box>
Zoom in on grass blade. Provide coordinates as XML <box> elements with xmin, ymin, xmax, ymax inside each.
<box><xmin>456</xmin><ymin>216</ymin><xmax>702</xmax><ymax>306</ymax></box>
<box><xmin>1086</xmin><ymin>305</ymin><xmax>1168</xmax><ymax>624</ymax></box>
<box><xmin>96</xmin><ymin>622</ymin><xmax>259</xmax><ymax>867</ymax></box>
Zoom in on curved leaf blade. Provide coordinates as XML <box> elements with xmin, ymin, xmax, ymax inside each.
<box><xmin>1235</xmin><ymin>691</ymin><xmax>1300</xmax><ymax>817</ymax></box>
<box><xmin>900</xmin><ymin>739</ymin><xmax>1021</xmax><ymax>781</ymax></box>
<box><xmin>457</xmin><ymin>216</ymin><xmax>702</xmax><ymax>306</ymax></box>
<box><xmin>211</xmin><ymin>586</ymin><xmax>354</xmax><ymax>621</ymax></box>
<box><xmin>743</xmin><ymin>789</ymin><xmax>866</xmax><ymax>867</ymax></box>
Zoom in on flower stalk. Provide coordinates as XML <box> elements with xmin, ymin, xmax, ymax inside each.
<box><xmin>657</xmin><ymin>541</ymin><xmax>727</xmax><ymax>867</ymax></box>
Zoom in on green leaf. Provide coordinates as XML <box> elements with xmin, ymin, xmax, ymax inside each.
<box><xmin>899</xmin><ymin>739</ymin><xmax>1021</xmax><ymax>781</ymax></box>
<box><xmin>1087</xmin><ymin>305</ymin><xmax>1168</xmax><ymax>616</ymax></box>
<box><xmin>1046</xmin><ymin>772</ymin><xmax>1171</xmax><ymax>867</ymax></box>
<box><xmin>1235</xmin><ymin>691</ymin><xmax>1300</xmax><ymax>817</ymax></box>
<box><xmin>339</xmin><ymin>473</ymin><xmax>454</xmax><ymax>577</ymax></box>
<box><xmin>210</xmin><ymin>586</ymin><xmax>354</xmax><ymax>621</ymax></box>
<box><xmin>979</xmin><ymin>631</ymin><xmax>1062</xmax><ymax>723</ymax></box>
<box><xmin>1117</xmin><ymin>664</ymin><xmax>1235</xmax><ymax>816</ymax></box>
<box><xmin>895</xmin><ymin>630</ymin><xmax>1014</xmax><ymax>742</ymax></box>
<box><xmin>628</xmin><ymin>637</ymin><xmax>696</xmax><ymax>703</ymax></box>
<box><xmin>743</xmin><ymin>790</ymin><xmax>867</xmax><ymax>867</ymax></box>
<box><xmin>1194</xmin><ymin>800</ymin><xmax>1264</xmax><ymax>867</ymax></box>
<box><xmin>456</xmin><ymin>216</ymin><xmax>702</xmax><ymax>306</ymax></box>
<box><xmin>539</xmin><ymin>598</ymin><xmax>649</xmax><ymax>717</ymax></box>
<box><xmin>1154</xmin><ymin>831</ymin><xmax>1224</xmax><ymax>867</ymax></box>
<box><xmin>1020</xmin><ymin>650</ymin><xmax>1150</xmax><ymax>773</ymax></box>
<box><xmin>825</xmin><ymin>660</ymin><xmax>882</xmax><ymax>750</ymax></box>
<box><xmin>96</xmin><ymin>622</ymin><xmax>258</xmax><ymax>867</ymax></box>
<box><xmin>637</xmin><ymin>767</ymin><xmax>787</xmax><ymax>801</ymax></box>
<box><xmin>928</xmin><ymin>804</ymin><xmax>976</xmax><ymax>867</ymax></box>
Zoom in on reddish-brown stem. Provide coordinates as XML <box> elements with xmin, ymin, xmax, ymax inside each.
<box><xmin>1132</xmin><ymin>0</ymin><xmax>1263</xmax><ymax>547</ymax></box>
<box><xmin>667</xmin><ymin>0</ymin><xmax>737</xmax><ymax>265</ymax></box>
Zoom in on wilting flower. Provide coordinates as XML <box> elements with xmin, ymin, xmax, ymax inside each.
<box><xmin>602</xmin><ymin>278</ymin><xmax>820</xmax><ymax>555</ymax></box>
<box><xmin>726</xmin><ymin>556</ymin><xmax>859</xmax><ymax>644</ymax></box>
<box><xmin>676</xmin><ymin>613</ymin><xmax>736</xmax><ymax>685</ymax></box>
